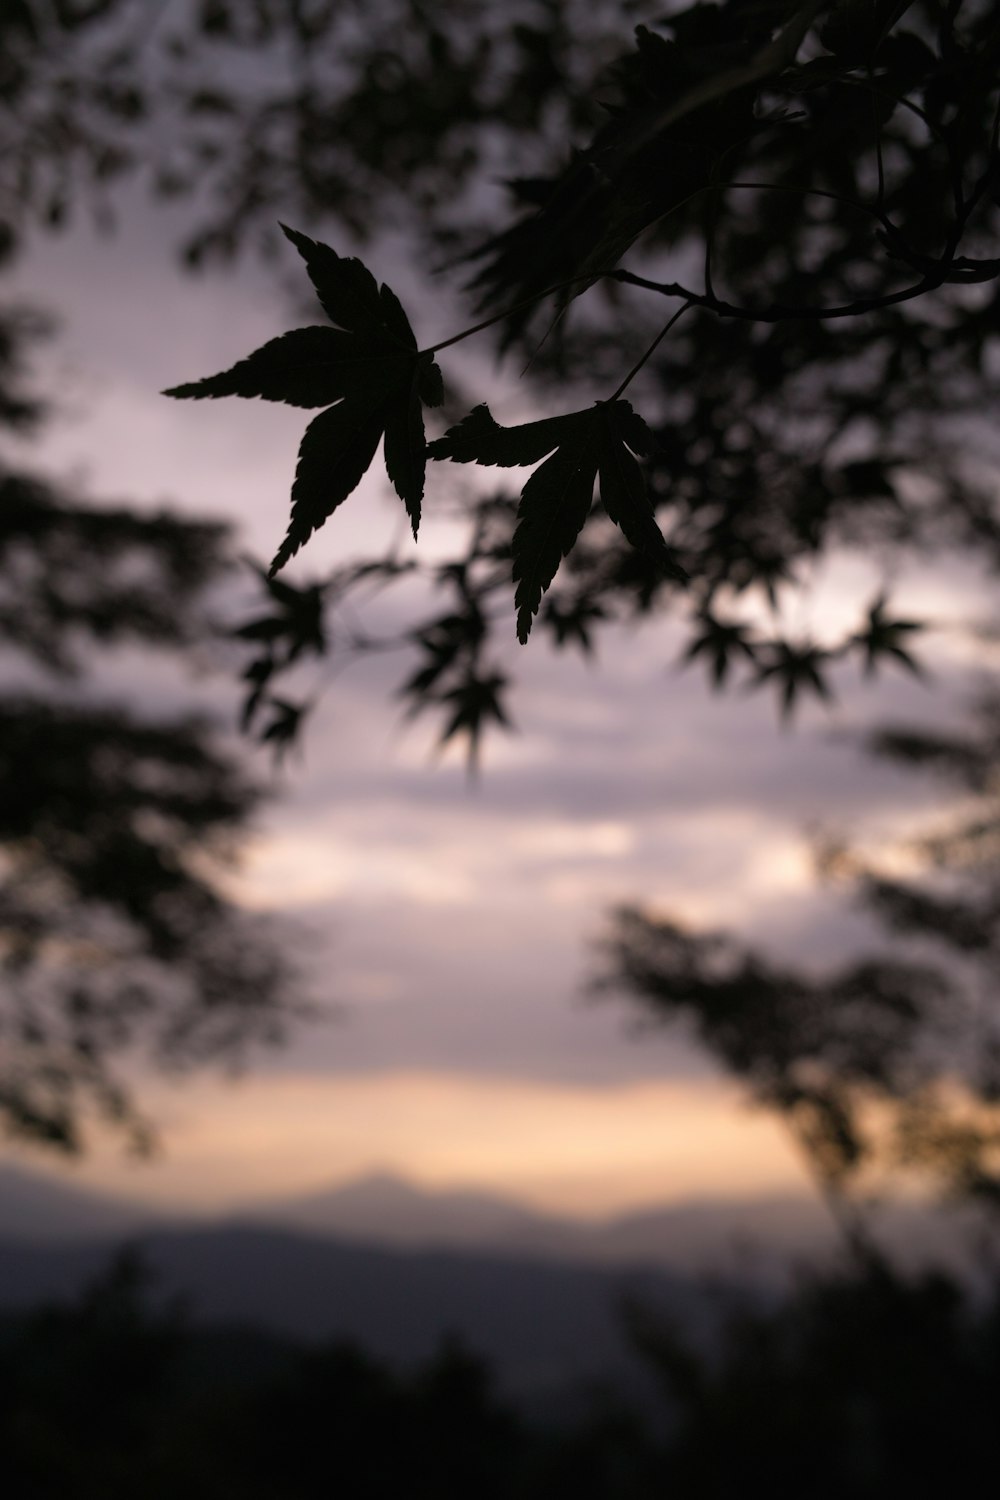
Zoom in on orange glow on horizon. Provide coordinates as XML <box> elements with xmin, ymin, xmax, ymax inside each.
<box><xmin>13</xmin><ymin>1071</ymin><xmax>813</xmax><ymax>1220</ymax></box>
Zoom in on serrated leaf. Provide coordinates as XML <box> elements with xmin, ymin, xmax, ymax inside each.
<box><xmin>168</xmin><ymin>227</ymin><xmax>444</xmax><ymax>568</ymax></box>
<box><xmin>378</xmin><ymin>283</ymin><xmax>418</xmax><ymax>348</ymax></box>
<box><xmin>598</xmin><ymin>404</ymin><xmax>682</xmax><ymax>572</ymax></box>
<box><xmin>513</xmin><ymin>444</ymin><xmax>598</xmax><ymax>643</ymax></box>
<box><xmin>430</xmin><ymin>399</ymin><xmax>678</xmax><ymax>639</ymax></box>
<box><xmin>280</xmin><ymin>223</ymin><xmax>384</xmax><ymax>334</ymax></box>
<box><xmin>270</xmin><ymin>399</ymin><xmax>385</xmax><ymax>573</ymax></box>
<box><xmin>163</xmin><ymin>327</ymin><xmax>406</xmax><ymax>408</ymax></box>
<box><xmin>428</xmin><ymin>404</ymin><xmax>573</xmax><ymax>466</ymax></box>
<box><xmin>417</xmin><ymin>355</ymin><xmax>445</xmax><ymax>408</ymax></box>
<box><xmin>610</xmin><ymin>401</ymin><xmax>660</xmax><ymax>458</ymax></box>
<box><xmin>382</xmin><ymin>370</ymin><xmax>426</xmax><ymax>535</ymax></box>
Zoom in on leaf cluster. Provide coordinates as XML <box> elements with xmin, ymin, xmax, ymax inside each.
<box><xmin>171</xmin><ymin>0</ymin><xmax>998</xmax><ymax>765</ymax></box>
<box><xmin>428</xmin><ymin>399</ymin><xmax>685</xmax><ymax>642</ymax></box>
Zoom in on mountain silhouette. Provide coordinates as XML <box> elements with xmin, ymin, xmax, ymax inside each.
<box><xmin>0</xmin><ymin>1163</ymin><xmax>163</xmax><ymax>1242</ymax></box>
<box><xmin>238</xmin><ymin>1169</ymin><xmax>982</xmax><ymax>1274</ymax></box>
<box><xmin>0</xmin><ymin>1222</ymin><xmax>705</xmax><ymax>1402</ymax></box>
<box><xmin>2</xmin><ymin>1161</ymin><xmax>989</xmax><ymax>1274</ymax></box>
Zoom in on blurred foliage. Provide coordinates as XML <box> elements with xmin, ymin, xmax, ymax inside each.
<box><xmin>629</xmin><ymin>1258</ymin><xmax>1000</xmax><ymax>1498</ymax></box>
<box><xmin>0</xmin><ymin>43</ymin><xmax>300</xmax><ymax>1150</ymax></box>
<box><xmin>601</xmin><ymin>688</ymin><xmax>1000</xmax><ymax>1248</ymax></box>
<box><xmin>0</xmin><ymin>691</ymin><xmax>297</xmax><ymax>1154</ymax></box>
<box><xmin>2</xmin><ymin>1248</ymin><xmax>999</xmax><ymax>1497</ymax></box>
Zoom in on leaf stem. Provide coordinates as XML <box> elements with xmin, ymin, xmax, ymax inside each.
<box><xmin>608</xmin><ymin>305</ymin><xmax>691</xmax><ymax>402</ymax></box>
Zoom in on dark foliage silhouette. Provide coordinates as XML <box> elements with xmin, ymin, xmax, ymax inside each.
<box><xmin>0</xmin><ymin>27</ymin><xmax>300</xmax><ymax>1150</ymax></box>
<box><xmin>3</xmin><ymin>1</ymin><xmax>997</xmax><ymax>762</ymax></box>
<box><xmin>628</xmin><ymin>1259</ymin><xmax>1000</xmax><ymax>1498</ymax></box>
<box><xmin>1</xmin><ymin>1251</ymin><xmax>184</xmax><ymax>1498</ymax></box>
<box><xmin>0</xmin><ymin>301</ymin><xmax>299</xmax><ymax>1151</ymax></box>
<box><xmin>601</xmin><ymin>686</ymin><xmax>1000</xmax><ymax>1253</ymax></box>
<box><xmin>2</xmin><ymin>1246</ymin><xmax>998</xmax><ymax>1498</ymax></box>
<box><xmin>150</xmin><ymin>0</ymin><xmax>1000</xmax><ymax>760</ymax></box>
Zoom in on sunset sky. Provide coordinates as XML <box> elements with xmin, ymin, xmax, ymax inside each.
<box><xmin>3</xmin><ymin>188</ymin><xmax>993</xmax><ymax>1220</ymax></box>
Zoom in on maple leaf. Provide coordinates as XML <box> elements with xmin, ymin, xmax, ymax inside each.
<box><xmin>163</xmin><ymin>224</ymin><xmax>443</xmax><ymax>572</ymax></box>
<box><xmin>754</xmin><ymin>639</ymin><xmax>834</xmax><ymax>721</ymax></box>
<box><xmin>232</xmin><ymin>564</ymin><xmax>327</xmax><ymax>662</ymax></box>
<box><xmin>258</xmin><ymin>697</ymin><xmax>309</xmax><ymax>763</ymax></box>
<box><xmin>542</xmin><ymin>596</ymin><xmax>607</xmax><ymax>655</ymax></box>
<box><xmin>429</xmin><ymin>400</ymin><xmax>683</xmax><ymax>642</ymax></box>
<box><xmin>683</xmin><ymin>611</ymin><xmax>759</xmax><ymax>686</ymax></box>
<box><xmin>240</xmin><ymin>656</ymin><xmax>276</xmax><ymax>732</ymax></box>
<box><xmin>852</xmin><ymin>593</ymin><xmax>926</xmax><ymax>678</ymax></box>
<box><xmin>437</xmin><ymin>669</ymin><xmax>512</xmax><ymax>775</ymax></box>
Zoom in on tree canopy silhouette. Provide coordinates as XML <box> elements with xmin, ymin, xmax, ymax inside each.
<box><xmin>0</xmin><ymin>3</ymin><xmax>303</xmax><ymax>1151</ymax></box>
<box><xmin>3</xmin><ymin>0</ymin><xmax>998</xmax><ymax>760</ymax></box>
<box><xmin>0</xmin><ymin>310</ymin><xmax>301</xmax><ymax>1152</ymax></box>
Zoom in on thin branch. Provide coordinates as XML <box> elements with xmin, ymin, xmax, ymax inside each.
<box><xmin>423</xmin><ymin>271</ymin><xmax>609</xmax><ymax>356</ymax></box>
<box><xmin>610</xmin><ymin>266</ymin><xmax>943</xmax><ymax>323</ymax></box>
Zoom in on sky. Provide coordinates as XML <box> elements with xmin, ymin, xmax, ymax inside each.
<box><xmin>3</xmin><ymin>176</ymin><xmax>996</xmax><ymax>1221</ymax></box>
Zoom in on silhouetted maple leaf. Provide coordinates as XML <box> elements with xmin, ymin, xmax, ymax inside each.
<box><xmin>430</xmin><ymin>400</ymin><xmax>683</xmax><ymax>641</ymax></box>
<box><xmin>853</xmin><ymin>593</ymin><xmax>926</xmax><ymax>678</ymax></box>
<box><xmin>754</xmin><ymin>639</ymin><xmax>834</xmax><ymax>720</ymax></box>
<box><xmin>164</xmin><ymin>225</ymin><xmax>443</xmax><ymax>572</ymax></box>
<box><xmin>258</xmin><ymin>697</ymin><xmax>309</xmax><ymax>763</ymax></box>
<box><xmin>232</xmin><ymin>565</ymin><xmax>327</xmax><ymax>661</ymax></box>
<box><xmin>683</xmin><ymin>611</ymin><xmax>758</xmax><ymax>686</ymax></box>
<box><xmin>542</xmin><ymin>595</ymin><xmax>607</xmax><ymax>654</ymax></box>
<box><xmin>437</xmin><ymin>669</ymin><xmax>511</xmax><ymax>773</ymax></box>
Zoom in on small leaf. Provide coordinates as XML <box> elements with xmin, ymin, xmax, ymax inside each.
<box><xmin>259</xmin><ymin>697</ymin><xmax>309</xmax><ymax>763</ymax></box>
<box><xmin>431</xmin><ymin>400</ymin><xmax>677</xmax><ymax>639</ymax></box>
<box><xmin>853</xmin><ymin>593</ymin><xmax>926</xmax><ymax>677</ymax></box>
<box><xmin>438</xmin><ymin>669</ymin><xmax>512</xmax><ymax>774</ymax></box>
<box><xmin>754</xmin><ymin>640</ymin><xmax>834</xmax><ymax>720</ymax></box>
<box><xmin>543</xmin><ymin>596</ymin><xmax>607</xmax><ymax>655</ymax></box>
<box><xmin>682</xmin><ymin>612</ymin><xmax>758</xmax><ymax>687</ymax></box>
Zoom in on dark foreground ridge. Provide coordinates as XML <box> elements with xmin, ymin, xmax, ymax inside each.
<box><xmin>0</xmin><ymin>1221</ymin><xmax>711</xmax><ymax>1402</ymax></box>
